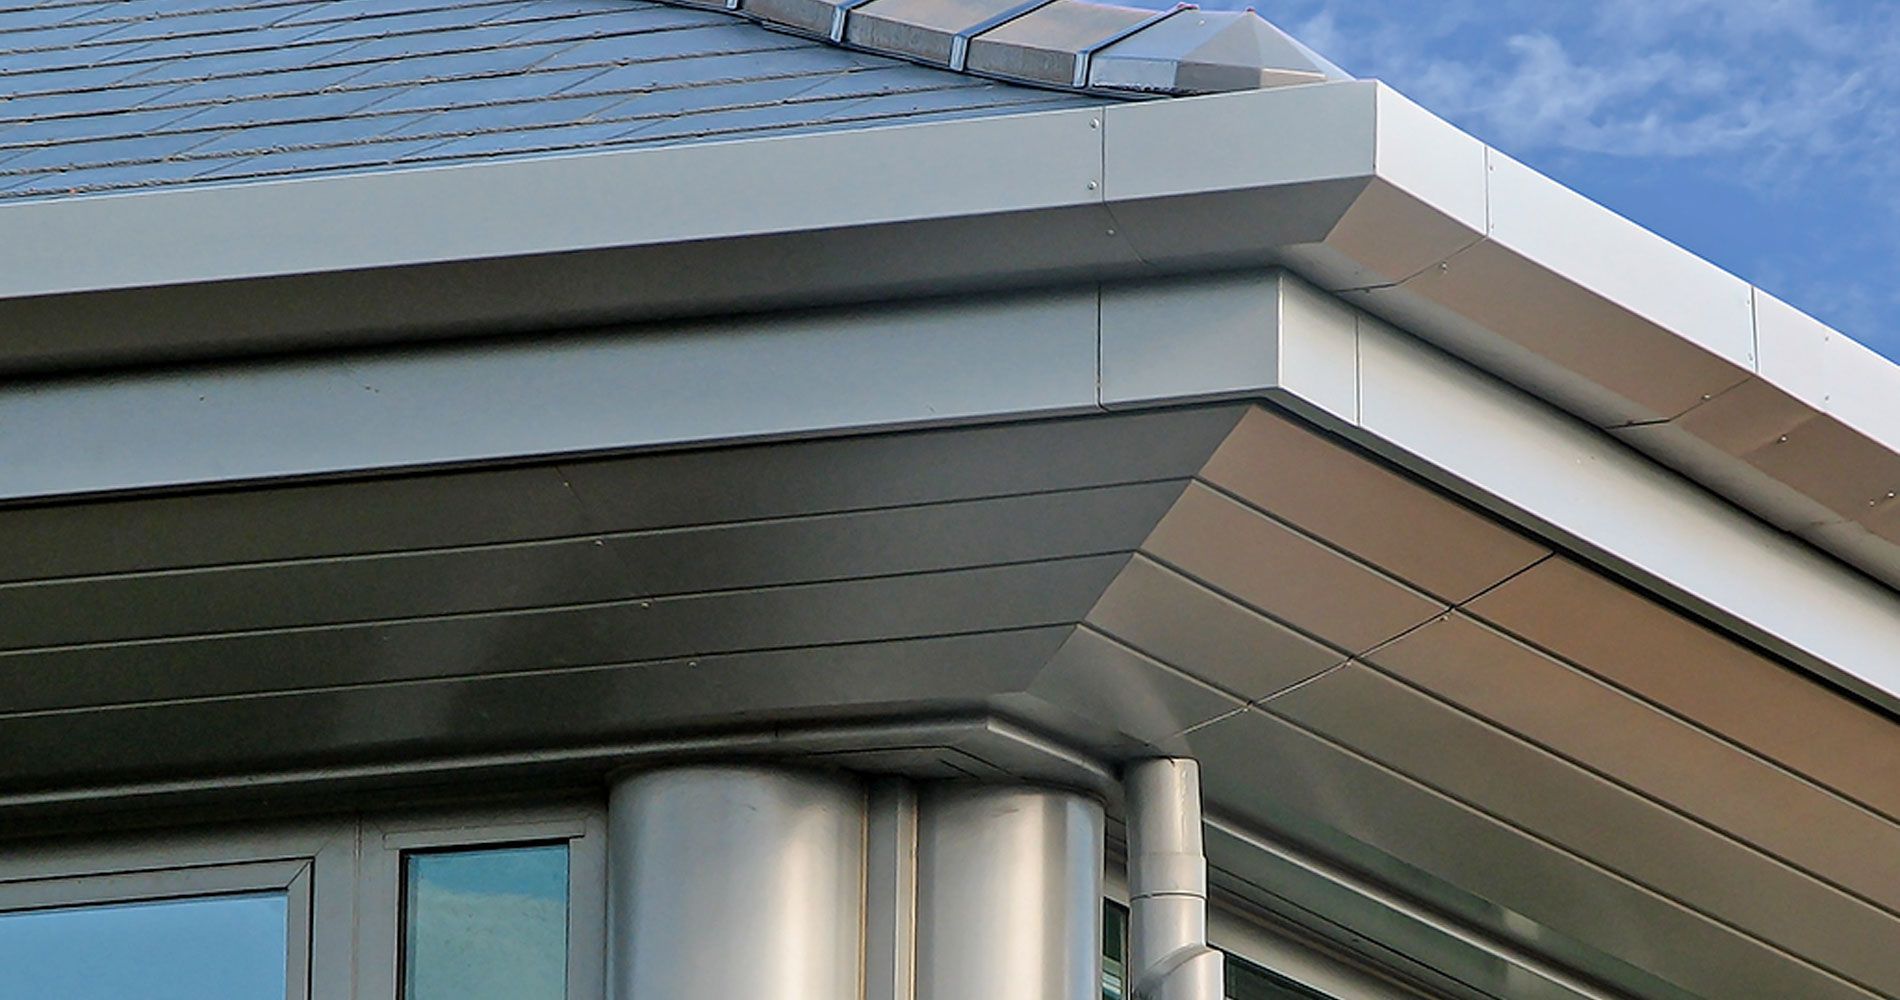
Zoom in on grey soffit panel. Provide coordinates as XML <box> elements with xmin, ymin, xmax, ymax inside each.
<box><xmin>1462</xmin><ymin>556</ymin><xmax>1900</xmax><ymax>826</ymax></box>
<box><xmin>1184</xmin><ymin>709</ymin><xmax>1874</xmax><ymax>1000</ymax></box>
<box><xmin>0</xmin><ymin>628</ymin><xmax>1084</xmax><ymax>790</ymax></box>
<box><xmin>1363</xmin><ymin>614</ymin><xmax>1900</xmax><ymax>919</ymax></box>
<box><xmin>0</xmin><ymin>555</ymin><xmax>1136</xmax><ymax>715</ymax></box>
<box><xmin>1268</xmin><ymin>666</ymin><xmax>1900</xmax><ymax>996</ymax></box>
<box><xmin>0</xmin><ymin>0</ymin><xmax>1097</xmax><ymax>201</ymax></box>
<box><xmin>0</xmin><ymin>483</ymin><xmax>1188</xmax><ymax>654</ymax></box>
<box><xmin>5</xmin><ymin>403</ymin><xmax>1900</xmax><ymax>1000</ymax></box>
<box><xmin>0</xmin><ymin>404</ymin><xmax>1246</xmax><ymax>581</ymax></box>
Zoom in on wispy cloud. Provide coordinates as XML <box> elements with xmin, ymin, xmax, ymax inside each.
<box><xmin>1238</xmin><ymin>0</ymin><xmax>1900</xmax><ymax>356</ymax></box>
<box><xmin>1275</xmin><ymin>0</ymin><xmax>1898</xmax><ymax>173</ymax></box>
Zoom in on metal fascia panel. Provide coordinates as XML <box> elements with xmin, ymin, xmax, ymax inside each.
<box><xmin>0</xmin><ymin>288</ymin><xmax>1102</xmax><ymax>501</ymax></box>
<box><xmin>1350</xmin><ymin>315</ymin><xmax>1900</xmax><ymax>713</ymax></box>
<box><xmin>0</xmin><ymin>104</ymin><xmax>1109</xmax><ymax>298</ymax></box>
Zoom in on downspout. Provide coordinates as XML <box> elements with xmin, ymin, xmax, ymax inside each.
<box><xmin>1125</xmin><ymin>758</ymin><xmax>1226</xmax><ymax>1000</ymax></box>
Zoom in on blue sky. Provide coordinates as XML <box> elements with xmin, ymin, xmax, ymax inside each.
<box><xmin>1190</xmin><ymin>1</ymin><xmax>1900</xmax><ymax>362</ymax></box>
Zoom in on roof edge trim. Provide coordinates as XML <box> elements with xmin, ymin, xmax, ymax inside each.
<box><xmin>672</xmin><ymin>0</ymin><xmax>1348</xmax><ymax>97</ymax></box>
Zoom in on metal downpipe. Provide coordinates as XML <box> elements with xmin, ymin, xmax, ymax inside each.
<box><xmin>1125</xmin><ymin>758</ymin><xmax>1225</xmax><ymax>1000</ymax></box>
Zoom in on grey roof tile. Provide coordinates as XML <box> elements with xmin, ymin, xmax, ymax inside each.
<box><xmin>0</xmin><ymin>82</ymin><xmax>189</xmax><ymax>124</ymax></box>
<box><xmin>0</xmin><ymin>4</ymin><xmax>113</xmax><ymax>33</ymax></box>
<box><xmin>184</xmin><ymin>111</ymin><xmax>436</xmax><ymax>155</ymax></box>
<box><xmin>1</xmin><ymin>105</ymin><xmax>208</xmax><ymax>146</ymax></box>
<box><xmin>391</xmin><ymin>118</ymin><xmax>638</xmax><ymax>161</ymax></box>
<box><xmin>197</xmin><ymin>136</ymin><xmax>462</xmax><ymax>178</ymax></box>
<box><xmin>1</xmin><ymin>154</ymin><xmax>229</xmax><ymax>196</ymax></box>
<box><xmin>1</xmin><ymin>0</ymin><xmax>1103</xmax><ymax>203</ymax></box>
<box><xmin>360</xmin><ymin>65</ymin><xmax>611</xmax><ymax>113</ymax></box>
<box><xmin>0</xmin><ymin>131</ymin><xmax>220</xmax><ymax>173</ymax></box>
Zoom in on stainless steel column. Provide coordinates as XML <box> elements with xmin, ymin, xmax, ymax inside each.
<box><xmin>1125</xmin><ymin>758</ymin><xmax>1223</xmax><ymax>1000</ymax></box>
<box><xmin>913</xmin><ymin>783</ymin><xmax>1104</xmax><ymax>1000</ymax></box>
<box><xmin>608</xmin><ymin>765</ymin><xmax>866</xmax><ymax>1000</ymax></box>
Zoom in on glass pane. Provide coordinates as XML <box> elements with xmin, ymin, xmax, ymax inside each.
<box><xmin>0</xmin><ymin>891</ymin><xmax>287</xmax><ymax>1000</ymax></box>
<box><xmin>1225</xmin><ymin>951</ymin><xmax>1334</xmax><ymax>1000</ymax></box>
<box><xmin>403</xmin><ymin>843</ymin><xmax>570</xmax><ymax>1000</ymax></box>
<box><xmin>1102</xmin><ymin>901</ymin><xmax>1130</xmax><ymax>1000</ymax></box>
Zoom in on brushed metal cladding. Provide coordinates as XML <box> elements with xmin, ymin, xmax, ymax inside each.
<box><xmin>609</xmin><ymin>767</ymin><xmax>867</xmax><ymax>1000</ymax></box>
<box><xmin>1088</xmin><ymin>10</ymin><xmax>1332</xmax><ymax>94</ymax></box>
<box><xmin>1271</xmin><ymin>665</ymin><xmax>1900</xmax><ymax>995</ymax></box>
<box><xmin>845</xmin><ymin>0</ymin><xmax>1034</xmax><ymax>65</ymax></box>
<box><xmin>0</xmin><ymin>287</ymin><xmax>1103</xmax><ymax>501</ymax></box>
<box><xmin>0</xmin><ymin>482</ymin><xmax>1186</xmax><ymax>651</ymax></box>
<box><xmin>963</xmin><ymin>0</ymin><xmax>1155</xmax><ymax>87</ymax></box>
<box><xmin>1185</xmin><ymin>709</ymin><xmax>1876</xmax><ymax>1000</ymax></box>
<box><xmin>1010</xmin><ymin>626</ymin><xmax>1243</xmax><ymax>755</ymax></box>
<box><xmin>1100</xmin><ymin>270</ymin><xmax>1361</xmax><ymax>423</ymax></box>
<box><xmin>0</xmin><ymin>405</ymin><xmax>1243</xmax><ymax>583</ymax></box>
<box><xmin>0</xmin><ymin>628</ymin><xmax>1078</xmax><ymax>792</ymax></box>
<box><xmin>1754</xmin><ymin>288</ymin><xmax>1900</xmax><ymax>463</ymax></box>
<box><xmin>1350</xmin><ymin>149</ymin><xmax>1757</xmax><ymax>427</ymax></box>
<box><xmin>914</xmin><ymin>783</ymin><xmax>1104</xmax><ymax>1000</ymax></box>
<box><xmin>864</xmin><ymin>779</ymin><xmax>919</xmax><ymax>1000</ymax></box>
<box><xmin>1080</xmin><ymin>555</ymin><xmax>1345</xmax><ymax>702</ymax></box>
<box><xmin>0</xmin><ymin>200</ymin><xmax>1141</xmax><ymax>379</ymax></box>
<box><xmin>1353</xmin><ymin>318</ymin><xmax>1900</xmax><ymax>713</ymax></box>
<box><xmin>0</xmin><ymin>555</ymin><xmax>1133</xmax><ymax>715</ymax></box>
<box><xmin>1202</xmin><ymin>821</ymin><xmax>1638</xmax><ymax>1000</ymax></box>
<box><xmin>1285</xmin><ymin>86</ymin><xmax>1489</xmax><ymax>293</ymax></box>
<box><xmin>1368</xmin><ymin>614</ymin><xmax>1900</xmax><ymax>916</ymax></box>
<box><xmin>1197</xmin><ymin>407</ymin><xmax>1549</xmax><ymax>603</ymax></box>
<box><xmin>1</xmin><ymin>103</ymin><xmax>1113</xmax><ymax>300</ymax></box>
<box><xmin>1140</xmin><ymin>482</ymin><xmax>1447</xmax><ymax>655</ymax></box>
<box><xmin>1628</xmin><ymin>375</ymin><xmax>1900</xmax><ymax>531</ymax></box>
<box><xmin>1464</xmin><ymin>557</ymin><xmax>1900</xmax><ymax>824</ymax></box>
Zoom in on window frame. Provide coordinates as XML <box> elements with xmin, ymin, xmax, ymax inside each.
<box><xmin>356</xmin><ymin>804</ymin><xmax>609</xmax><ymax>1000</ymax></box>
<box><xmin>0</xmin><ymin>840</ymin><xmax>337</xmax><ymax>1000</ymax></box>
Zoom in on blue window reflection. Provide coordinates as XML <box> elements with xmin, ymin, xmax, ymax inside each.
<box><xmin>0</xmin><ymin>891</ymin><xmax>287</xmax><ymax>1000</ymax></box>
<box><xmin>403</xmin><ymin>843</ymin><xmax>570</xmax><ymax>1000</ymax></box>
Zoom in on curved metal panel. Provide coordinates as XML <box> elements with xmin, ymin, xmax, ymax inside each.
<box><xmin>608</xmin><ymin>766</ymin><xmax>867</xmax><ymax>1000</ymax></box>
<box><xmin>914</xmin><ymin>783</ymin><xmax>1104</xmax><ymax>1000</ymax></box>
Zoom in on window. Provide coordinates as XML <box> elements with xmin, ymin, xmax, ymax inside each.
<box><xmin>1225</xmin><ymin>951</ymin><xmax>1338</xmax><ymax>1000</ymax></box>
<box><xmin>359</xmin><ymin>808</ymin><xmax>607</xmax><ymax>1000</ymax></box>
<box><xmin>1102</xmin><ymin>899</ymin><xmax>1343</xmax><ymax>1000</ymax></box>
<box><xmin>1103</xmin><ymin>901</ymin><xmax>1130</xmax><ymax>1000</ymax></box>
<box><xmin>401</xmin><ymin>844</ymin><xmax>571</xmax><ymax>1000</ymax></box>
<box><xmin>0</xmin><ymin>860</ymin><xmax>311</xmax><ymax>1000</ymax></box>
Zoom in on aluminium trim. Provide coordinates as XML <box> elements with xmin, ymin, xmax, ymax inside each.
<box><xmin>948</xmin><ymin>0</ymin><xmax>1061</xmax><ymax>71</ymax></box>
<box><xmin>830</xmin><ymin>0</ymin><xmax>878</xmax><ymax>43</ymax></box>
<box><xmin>1073</xmin><ymin>2</ymin><xmax>1191</xmax><ymax>88</ymax></box>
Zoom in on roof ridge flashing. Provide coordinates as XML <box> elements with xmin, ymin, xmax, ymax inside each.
<box><xmin>656</xmin><ymin>0</ymin><xmax>1349</xmax><ymax>96</ymax></box>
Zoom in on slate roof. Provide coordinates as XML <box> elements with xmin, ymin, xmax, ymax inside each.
<box><xmin>0</xmin><ymin>0</ymin><xmax>1100</xmax><ymax>201</ymax></box>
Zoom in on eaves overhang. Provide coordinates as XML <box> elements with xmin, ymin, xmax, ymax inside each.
<box><xmin>5</xmin><ymin>80</ymin><xmax>1896</xmax><ymax>606</ymax></box>
<box><xmin>6</xmin><ymin>83</ymin><xmax>1899</xmax><ymax>700</ymax></box>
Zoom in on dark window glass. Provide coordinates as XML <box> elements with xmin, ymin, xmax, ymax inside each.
<box><xmin>402</xmin><ymin>843</ymin><xmax>570</xmax><ymax>1000</ymax></box>
<box><xmin>0</xmin><ymin>891</ymin><xmax>287</xmax><ymax>1000</ymax></box>
<box><xmin>1226</xmin><ymin>950</ymin><xmax>1335</xmax><ymax>999</ymax></box>
<box><xmin>1103</xmin><ymin>901</ymin><xmax>1130</xmax><ymax>1000</ymax></box>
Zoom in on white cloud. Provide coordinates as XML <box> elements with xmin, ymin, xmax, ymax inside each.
<box><xmin>1280</xmin><ymin>0</ymin><xmax>1898</xmax><ymax>174</ymax></box>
